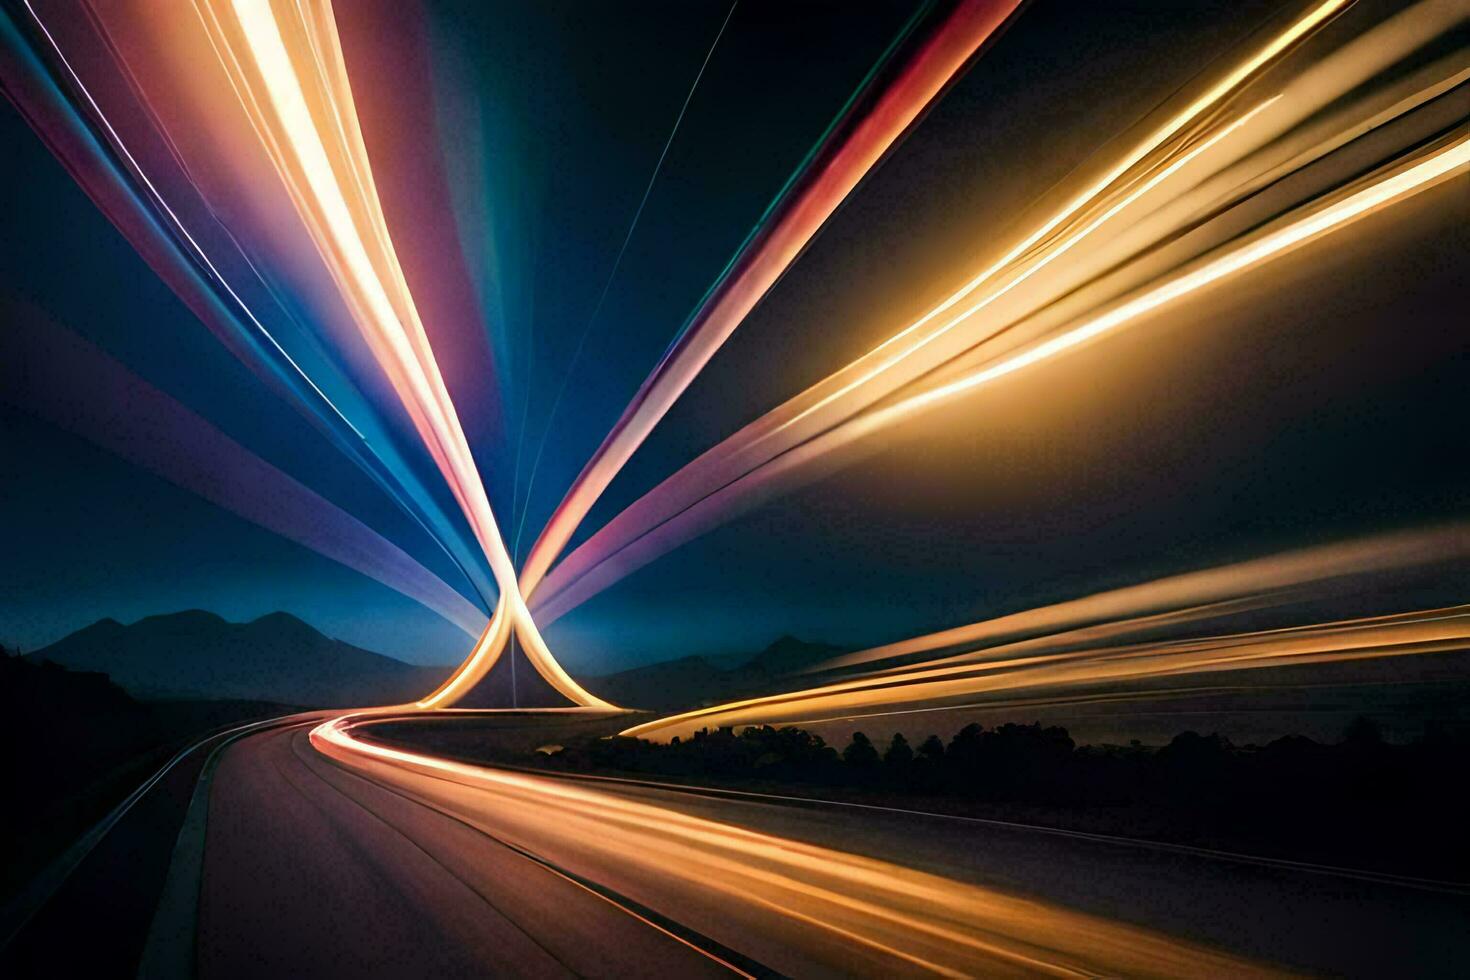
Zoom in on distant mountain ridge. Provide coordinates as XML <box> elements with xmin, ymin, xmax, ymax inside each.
<box><xmin>28</xmin><ymin>610</ymin><xmax>446</xmax><ymax>707</ymax></box>
<box><xmin>26</xmin><ymin>612</ymin><xmax>844</xmax><ymax>711</ymax></box>
<box><xmin>584</xmin><ymin>635</ymin><xmax>848</xmax><ymax>711</ymax></box>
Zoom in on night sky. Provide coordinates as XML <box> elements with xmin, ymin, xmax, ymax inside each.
<box><xmin>3</xmin><ymin>0</ymin><xmax>1466</xmax><ymax>672</ymax></box>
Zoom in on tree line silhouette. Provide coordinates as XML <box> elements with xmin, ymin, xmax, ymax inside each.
<box><xmin>544</xmin><ymin>715</ymin><xmax>1466</xmax><ymax>805</ymax></box>
<box><xmin>0</xmin><ymin>645</ymin><xmax>288</xmax><ymax>901</ymax></box>
<box><xmin>541</xmin><ymin>716</ymin><xmax>1467</xmax><ymax>875</ymax></box>
<box><xmin>1</xmin><ymin>643</ymin><xmax>157</xmax><ymax>798</ymax></box>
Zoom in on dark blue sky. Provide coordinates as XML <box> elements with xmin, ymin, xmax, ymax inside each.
<box><xmin>3</xmin><ymin>0</ymin><xmax>1466</xmax><ymax>671</ymax></box>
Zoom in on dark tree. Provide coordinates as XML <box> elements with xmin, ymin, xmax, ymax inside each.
<box><xmin>536</xmin><ymin>714</ymin><xmax>1469</xmax><ymax>880</ymax></box>
<box><xmin>917</xmin><ymin>734</ymin><xmax>945</xmax><ymax>762</ymax></box>
<box><xmin>843</xmin><ymin>731</ymin><xmax>880</xmax><ymax>769</ymax></box>
<box><xmin>884</xmin><ymin>732</ymin><xmax>914</xmax><ymax>769</ymax></box>
<box><xmin>946</xmin><ymin>723</ymin><xmax>985</xmax><ymax>771</ymax></box>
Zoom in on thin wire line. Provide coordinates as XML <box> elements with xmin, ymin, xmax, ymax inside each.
<box><xmin>511</xmin><ymin>1</ymin><xmax>738</xmax><ymax>563</ymax></box>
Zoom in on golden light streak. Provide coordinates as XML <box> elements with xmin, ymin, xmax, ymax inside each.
<box><xmin>796</xmin><ymin>0</ymin><xmax>1347</xmax><ymax>429</ymax></box>
<box><xmin>533</xmin><ymin>122</ymin><xmax>1470</xmax><ymax>624</ymax></box>
<box><xmin>879</xmin><ymin>130</ymin><xmax>1469</xmax><ymax>424</ymax></box>
<box><xmin>415</xmin><ymin>595</ymin><xmax>513</xmax><ymax>709</ymax></box>
<box><xmin>312</xmin><ymin>716</ymin><xmax>1281</xmax><ymax>976</ymax></box>
<box><xmin>735</xmin><ymin>34</ymin><xmax>1329</xmax><ymax>462</ymax></box>
<box><xmin>188</xmin><ymin>0</ymin><xmax>612</xmax><ymax>707</ymax></box>
<box><xmin>528</xmin><ymin>0</ymin><xmax>1466</xmax><ymax>624</ymax></box>
<box><xmin>816</xmin><ymin>522</ymin><xmax>1470</xmax><ymax>674</ymax></box>
<box><xmin>621</xmin><ymin>605</ymin><xmax>1470</xmax><ymax>742</ymax></box>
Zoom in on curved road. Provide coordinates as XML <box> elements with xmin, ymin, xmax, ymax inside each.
<box><xmin>6</xmin><ymin>713</ymin><xmax>1468</xmax><ymax>977</ymax></box>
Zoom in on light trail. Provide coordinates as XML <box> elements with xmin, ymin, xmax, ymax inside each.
<box><xmin>516</xmin><ymin>0</ymin><xmax>1026</xmax><ymax>601</ymax></box>
<box><xmin>813</xmin><ymin>521</ymin><xmax>1470</xmax><ymax>675</ymax></box>
<box><xmin>415</xmin><ymin>595</ymin><xmax>513</xmax><ymax>708</ymax></box>
<box><xmin>8</xmin><ymin>0</ymin><xmax>529</xmax><ymax>695</ymax></box>
<box><xmin>532</xmin><ymin>122</ymin><xmax>1470</xmax><ymax>625</ymax></box>
<box><xmin>18</xmin><ymin>0</ymin><xmax>590</xmax><ymax>704</ymax></box>
<box><xmin>510</xmin><ymin>0</ymin><xmax>738</xmax><ymax>566</ymax></box>
<box><xmin>14</xmin><ymin>0</ymin><xmax>363</xmax><ymax>444</ymax></box>
<box><xmin>519</xmin><ymin>0</ymin><xmax>1361</xmax><ymax>607</ymax></box>
<box><xmin>186</xmin><ymin>0</ymin><xmax>612</xmax><ymax>708</ymax></box>
<box><xmin>0</xmin><ymin>1</ymin><xmax>504</xmax><ymax>609</ymax></box>
<box><xmin>312</xmin><ymin>714</ymin><xmax>1281</xmax><ymax>977</ymax></box>
<box><xmin>612</xmin><ymin>520</ymin><xmax>1470</xmax><ymax>739</ymax></box>
<box><xmin>620</xmin><ymin>603</ymin><xmax>1470</xmax><ymax>742</ymax></box>
<box><xmin>0</xmin><ymin>313</ymin><xmax>487</xmax><ymax>638</ymax></box>
<box><xmin>873</xmin><ymin>130</ymin><xmax>1470</xmax><ymax>419</ymax></box>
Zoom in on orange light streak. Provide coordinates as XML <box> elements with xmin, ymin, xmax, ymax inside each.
<box><xmin>875</xmin><ymin>131</ymin><xmax>1469</xmax><ymax>425</ymax></box>
<box><xmin>533</xmin><ymin>128</ymin><xmax>1470</xmax><ymax>624</ymax></box>
<box><xmin>312</xmin><ymin>715</ymin><xmax>1280</xmax><ymax>976</ymax></box>
<box><xmin>815</xmin><ymin>522</ymin><xmax>1470</xmax><ymax>674</ymax></box>
<box><xmin>621</xmin><ymin>605</ymin><xmax>1470</xmax><ymax>742</ymax></box>
<box><xmin>519</xmin><ymin>0</ymin><xmax>1353</xmax><ymax>606</ymax></box>
<box><xmin>414</xmin><ymin>595</ymin><xmax>513</xmax><ymax>709</ymax></box>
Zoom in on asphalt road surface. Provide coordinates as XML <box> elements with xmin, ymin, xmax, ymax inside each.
<box><xmin>209</xmin><ymin>718</ymin><xmax>1469</xmax><ymax>977</ymax></box>
<box><xmin>6</xmin><ymin>713</ymin><xmax>1467</xmax><ymax>977</ymax></box>
<box><xmin>0</xmin><ymin>713</ymin><xmax>323</xmax><ymax>977</ymax></box>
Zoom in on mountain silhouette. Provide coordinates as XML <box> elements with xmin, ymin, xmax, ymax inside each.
<box><xmin>26</xmin><ymin>613</ymin><xmax>845</xmax><ymax>710</ymax></box>
<box><xmin>27</xmin><ymin>610</ymin><xmax>448</xmax><ymax>707</ymax></box>
<box><xmin>586</xmin><ymin>636</ymin><xmax>847</xmax><ymax>711</ymax></box>
<box><xmin>738</xmin><ymin>635</ymin><xmax>846</xmax><ymax>677</ymax></box>
<box><xmin>587</xmin><ymin>655</ymin><xmax>731</xmax><ymax>710</ymax></box>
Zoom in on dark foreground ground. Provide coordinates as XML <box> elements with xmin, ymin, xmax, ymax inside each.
<box><xmin>0</xmin><ymin>651</ymin><xmax>303</xmax><ymax>904</ymax></box>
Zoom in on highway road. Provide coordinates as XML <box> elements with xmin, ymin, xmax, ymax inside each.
<box><xmin>6</xmin><ymin>711</ymin><xmax>1468</xmax><ymax>977</ymax></box>
<box><xmin>210</xmin><ymin>716</ymin><xmax>1470</xmax><ymax>976</ymax></box>
<box><xmin>0</xmin><ymin>712</ymin><xmax>326</xmax><ymax>977</ymax></box>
